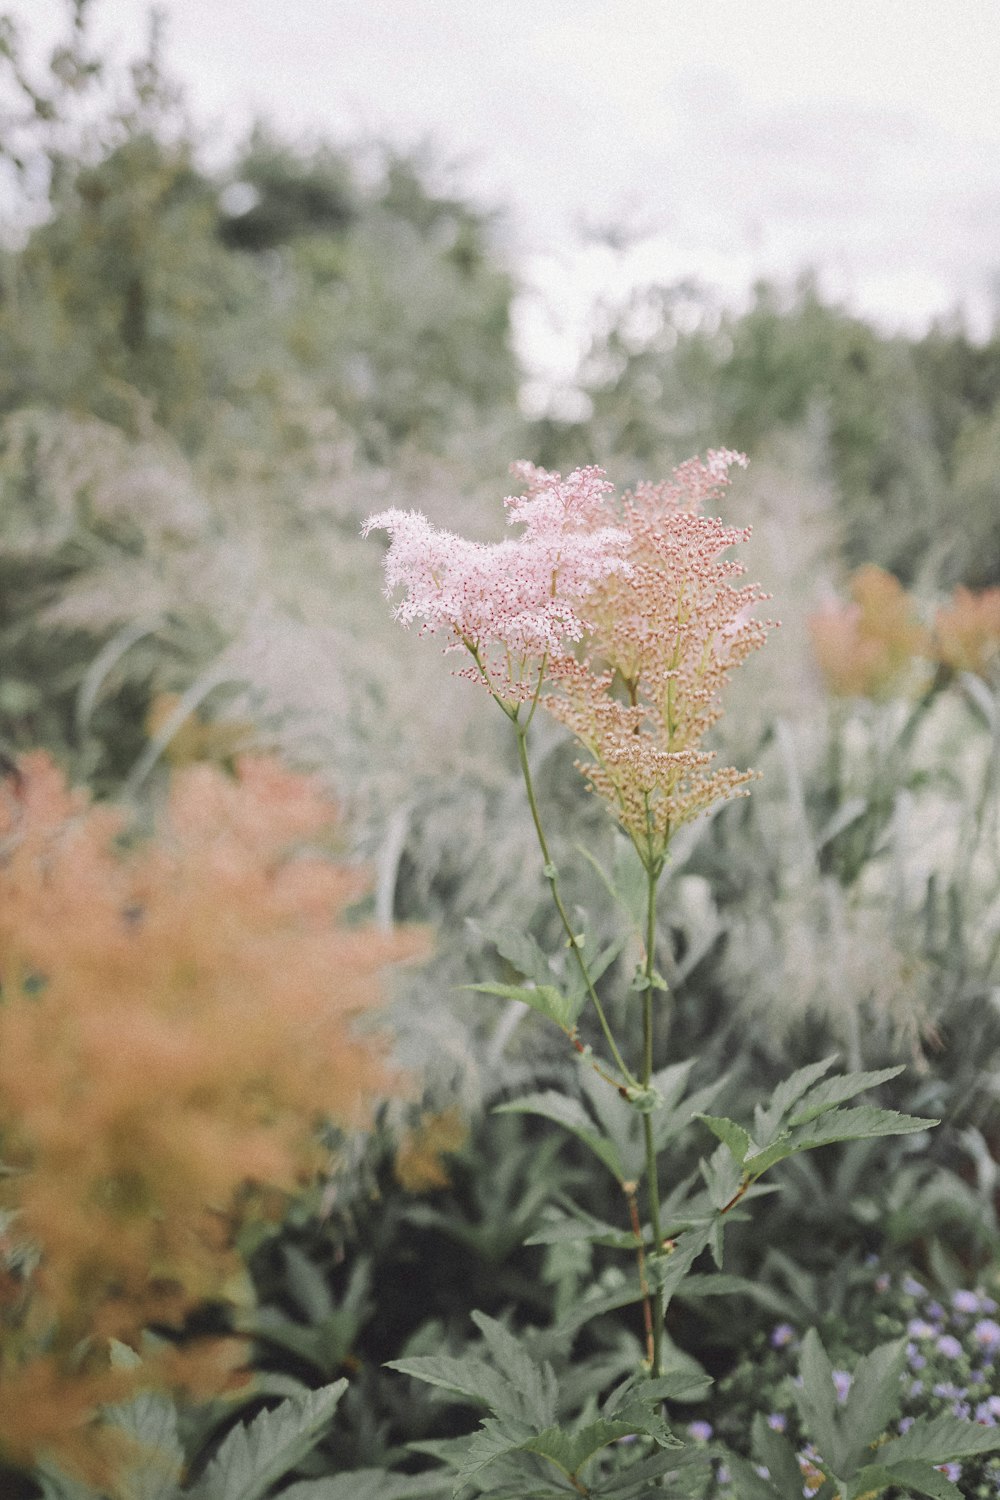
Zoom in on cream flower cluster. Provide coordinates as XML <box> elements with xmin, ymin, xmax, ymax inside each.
<box><xmin>363</xmin><ymin>464</ymin><xmax>630</xmax><ymax>700</ymax></box>
<box><xmin>366</xmin><ymin>452</ymin><xmax>772</xmax><ymax>857</ymax></box>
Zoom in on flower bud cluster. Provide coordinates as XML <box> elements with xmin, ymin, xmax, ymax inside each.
<box><xmin>543</xmin><ymin>451</ymin><xmax>773</xmax><ymax>864</ymax></box>
<box><xmin>366</xmin><ymin>452</ymin><xmax>772</xmax><ymax>858</ymax></box>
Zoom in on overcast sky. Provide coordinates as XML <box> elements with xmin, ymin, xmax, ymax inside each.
<box><xmin>20</xmin><ymin>0</ymin><xmax>1000</xmax><ymax>399</ymax></box>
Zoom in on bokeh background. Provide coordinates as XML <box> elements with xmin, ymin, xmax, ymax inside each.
<box><xmin>2</xmin><ymin>2</ymin><xmax>1000</xmax><ymax>1494</ymax></box>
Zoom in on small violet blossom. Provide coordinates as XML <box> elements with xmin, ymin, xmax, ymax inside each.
<box><xmin>936</xmin><ymin>1334</ymin><xmax>963</xmax><ymax>1360</ymax></box>
<box><xmin>688</xmin><ymin>1421</ymin><xmax>713</xmax><ymax>1442</ymax></box>
<box><xmin>771</xmin><ymin>1322</ymin><xmax>796</xmax><ymax>1349</ymax></box>
<box><xmin>975</xmin><ymin>1319</ymin><xmax>1000</xmax><ymax>1351</ymax></box>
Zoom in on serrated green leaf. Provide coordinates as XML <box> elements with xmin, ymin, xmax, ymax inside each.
<box><xmin>451</xmin><ymin>1416</ymin><xmax>536</xmax><ymax>1492</ymax></box>
<box><xmin>698</xmin><ymin>1114</ymin><xmax>751</xmax><ymax>1165</ymax></box>
<box><xmin>528</xmin><ymin>1418</ymin><xmax>678</xmax><ymax>1478</ymax></box>
<box><xmin>753</xmin><ymin>1057</ymin><xmax>839</xmax><ymax>1146</ymax></box>
<box><xmin>524</xmin><ymin>1210</ymin><xmax>638</xmax><ymax>1251</ymax></box>
<box><xmin>751</xmin><ymin>1412</ymin><xmax>804</xmax><ymax>1497</ymax></box>
<box><xmin>788</xmin><ymin>1067</ymin><xmax>906</xmax><ymax>1127</ymax></box>
<box><xmin>495</xmin><ymin>1092</ymin><xmax>626</xmax><ymax>1182</ymax></box>
<box><xmin>471</xmin><ymin>1312</ymin><xmax>558</xmax><ymax>1429</ymax></box>
<box><xmin>467</xmin><ymin>921</ymin><xmax>553</xmax><ymax>988</ymax></box>
<box><xmin>386</xmin><ymin>1355</ymin><xmax>522</xmax><ymax>1422</ymax></box>
<box><xmin>839</xmin><ymin>1338</ymin><xmax>907</xmax><ymax>1470</ymax></box>
<box><xmin>103</xmin><ymin>1386</ymin><xmax>185</xmax><ymax>1500</ymax></box>
<box><xmin>795</xmin><ymin>1330</ymin><xmax>840</xmax><ymax>1465</ymax></box>
<box><xmin>878</xmin><ymin>1410</ymin><xmax>1000</xmax><ymax>1465</ymax></box>
<box><xmin>465</xmin><ymin>981</ymin><xmax>583</xmax><ymax>1032</ymax></box>
<box><xmin>607</xmin><ymin>1369</ymin><xmax>712</xmax><ymax>1411</ymax></box>
<box><xmin>187</xmin><ymin>1381</ymin><xmax>346</xmax><ymax>1500</ymax></box>
<box><xmin>746</xmin><ymin>1107</ymin><xmax>932</xmax><ymax>1177</ymax></box>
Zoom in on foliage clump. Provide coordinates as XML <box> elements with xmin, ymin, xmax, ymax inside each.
<box><xmin>0</xmin><ymin>752</ymin><xmax>420</xmax><ymax>1480</ymax></box>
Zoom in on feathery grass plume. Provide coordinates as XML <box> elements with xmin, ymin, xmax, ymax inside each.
<box><xmin>539</xmin><ymin>452</ymin><xmax>773</xmax><ymax>865</ymax></box>
<box><xmin>0</xmin><ymin>752</ymin><xmax>421</xmax><ymax>1479</ymax></box>
<box><xmin>934</xmin><ymin>584</ymin><xmax>1000</xmax><ymax>680</ymax></box>
<box><xmin>808</xmin><ymin>564</ymin><xmax>930</xmax><ymax>698</ymax></box>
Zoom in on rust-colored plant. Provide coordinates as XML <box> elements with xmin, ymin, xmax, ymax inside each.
<box><xmin>808</xmin><ymin>564</ymin><xmax>929</xmax><ymax>698</ymax></box>
<box><xmin>0</xmin><ymin>752</ymin><xmax>419</xmax><ymax>1479</ymax></box>
<box><xmin>933</xmin><ymin>584</ymin><xmax>1000</xmax><ymax>680</ymax></box>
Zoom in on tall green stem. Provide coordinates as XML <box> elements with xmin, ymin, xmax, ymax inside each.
<box><xmin>642</xmin><ymin>860</ymin><xmax>665</xmax><ymax>1376</ymax></box>
<box><xmin>513</xmin><ymin>723</ymin><xmax>637</xmax><ymax>1089</ymax></box>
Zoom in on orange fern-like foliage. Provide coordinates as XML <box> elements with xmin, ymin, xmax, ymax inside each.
<box><xmin>0</xmin><ymin>752</ymin><xmax>420</xmax><ymax>1479</ymax></box>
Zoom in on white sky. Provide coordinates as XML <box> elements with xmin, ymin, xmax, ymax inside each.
<box><xmin>17</xmin><ymin>1</ymin><xmax>1000</xmax><ymax>402</ymax></box>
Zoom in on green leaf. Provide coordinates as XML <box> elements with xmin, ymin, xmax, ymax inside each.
<box><xmin>753</xmin><ymin>1057</ymin><xmax>839</xmax><ymax>1146</ymax></box>
<box><xmin>566</xmin><ymin>936</ymin><xmax>626</xmax><ymax>1004</ymax></box>
<box><xmin>751</xmin><ymin>1412</ymin><xmax>805</xmax><ymax>1497</ymax></box>
<box><xmin>495</xmin><ymin>1092</ymin><xmax>626</xmax><ymax>1182</ymax></box>
<box><xmin>451</xmin><ymin>1416</ymin><xmax>536</xmax><ymax>1492</ymax></box>
<box><xmin>677</xmin><ymin>1273</ymin><xmax>788</xmax><ymax>1316</ymax></box>
<box><xmin>386</xmin><ymin>1355</ymin><xmax>524</xmax><ymax>1423</ymax></box>
<box><xmin>187</xmin><ymin>1381</ymin><xmax>346</xmax><ymax>1500</ymax></box>
<box><xmin>103</xmin><ymin>1389</ymin><xmax>184</xmax><ymax>1500</ymax></box>
<box><xmin>788</xmin><ymin>1067</ymin><xmax>906</xmax><ymax>1126</ymax></box>
<box><xmin>608</xmin><ymin>1369</ymin><xmax>713</xmax><ymax>1408</ymax></box>
<box><xmin>648</xmin><ymin>1223</ymin><xmax>714</xmax><ymax>1308</ymax></box>
<box><xmin>597</xmin><ymin>1446</ymin><xmax>700</xmax><ymax>1494</ymax></box>
<box><xmin>101</xmin><ymin>1343</ymin><xmax>183</xmax><ymax>1500</ymax></box>
<box><xmin>700</xmin><ymin>1141</ymin><xmax>743</xmax><ymax>1209</ymax></box>
<box><xmin>471</xmin><ymin>1312</ymin><xmax>558</xmax><ymax>1429</ymax></box>
<box><xmin>838</xmin><ymin>1338</ymin><xmax>907</xmax><ymax>1471</ymax></box>
<box><xmin>467</xmin><ymin>922</ymin><xmax>553</xmax><ymax>988</ymax></box>
<box><xmin>465</xmin><ymin>981</ymin><xmax>583</xmax><ymax>1032</ymax></box>
<box><xmin>848</xmin><ymin>1461</ymin><xmax>962</xmax><ymax>1500</ymax></box>
<box><xmin>698</xmin><ymin>1114</ymin><xmax>751</xmax><ymax>1165</ymax></box>
<box><xmin>878</xmin><ymin>1410</ymin><xmax>1000</xmax><ymax>1465</ymax></box>
<box><xmin>524</xmin><ymin>1209</ymin><xmax>637</xmax><ymax>1251</ymax></box>
<box><xmin>557</xmin><ymin>1277</ymin><xmax>649</xmax><ymax>1339</ymax></box>
<box><xmin>745</xmin><ymin>1106</ymin><xmax>932</xmax><ymax>1178</ymax></box>
<box><xmin>527</xmin><ymin>1417</ymin><xmax>678</xmax><ymax>1478</ymax></box>
<box><xmin>795</xmin><ymin>1330</ymin><xmax>840</xmax><ymax>1466</ymax></box>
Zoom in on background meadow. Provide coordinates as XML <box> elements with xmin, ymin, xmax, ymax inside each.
<box><xmin>1</xmin><ymin>4</ymin><xmax>1000</xmax><ymax>1496</ymax></box>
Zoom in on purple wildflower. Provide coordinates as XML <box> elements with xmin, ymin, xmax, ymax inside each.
<box><xmin>974</xmin><ymin>1319</ymin><xmax>1000</xmax><ymax>1351</ymax></box>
